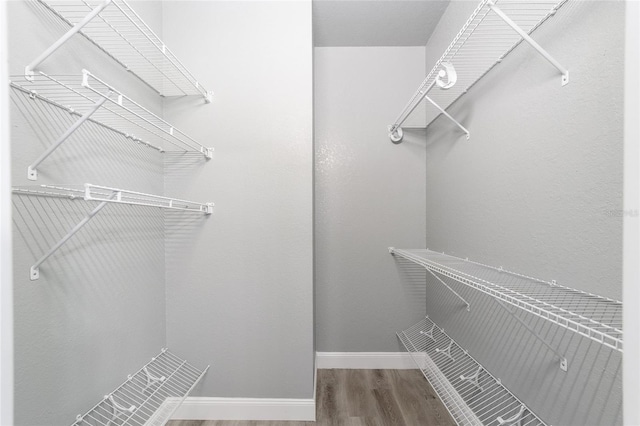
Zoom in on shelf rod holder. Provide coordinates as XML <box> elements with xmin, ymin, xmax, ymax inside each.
<box><xmin>487</xmin><ymin>0</ymin><xmax>569</xmax><ymax>86</ymax></box>
<box><xmin>435</xmin><ymin>337</ymin><xmax>455</xmax><ymax>362</ymax></box>
<box><xmin>105</xmin><ymin>394</ymin><xmax>135</xmax><ymax>426</ymax></box>
<box><xmin>426</xmin><ymin>267</ymin><xmax>471</xmax><ymax>311</ymax></box>
<box><xmin>27</xmin><ymin>94</ymin><xmax>109</xmax><ymax>181</ymax></box>
<box><xmin>460</xmin><ymin>365</ymin><xmax>484</xmax><ymax>391</ymax></box>
<box><xmin>495</xmin><ymin>299</ymin><xmax>568</xmax><ymax>371</ymax></box>
<box><xmin>388</xmin><ymin>62</ymin><xmax>467</xmax><ymax>143</ymax></box>
<box><xmin>25</xmin><ymin>0</ymin><xmax>113</xmax><ymax>80</ymax></box>
<box><xmin>29</xmin><ymin>191</ymin><xmax>116</xmax><ymax>281</ymax></box>
<box><xmin>497</xmin><ymin>404</ymin><xmax>527</xmax><ymax>426</ymax></box>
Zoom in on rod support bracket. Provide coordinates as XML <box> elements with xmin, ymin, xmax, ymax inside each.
<box><xmin>388</xmin><ymin>125</ymin><xmax>403</xmax><ymax>143</ymax></box>
<box><xmin>30</xmin><ymin>266</ymin><xmax>40</xmax><ymax>281</ymax></box>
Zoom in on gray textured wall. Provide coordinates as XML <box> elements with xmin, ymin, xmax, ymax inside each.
<box><xmin>9</xmin><ymin>1</ymin><xmax>168</xmax><ymax>424</ymax></box>
<box><xmin>314</xmin><ymin>47</ymin><xmax>427</xmax><ymax>352</ymax></box>
<box><xmin>415</xmin><ymin>1</ymin><xmax>623</xmax><ymax>424</ymax></box>
<box><xmin>162</xmin><ymin>1</ymin><xmax>315</xmax><ymax>399</ymax></box>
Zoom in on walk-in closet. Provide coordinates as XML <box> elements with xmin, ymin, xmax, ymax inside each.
<box><xmin>0</xmin><ymin>0</ymin><xmax>638</xmax><ymax>425</ymax></box>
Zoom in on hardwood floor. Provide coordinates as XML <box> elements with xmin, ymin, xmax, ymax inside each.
<box><xmin>168</xmin><ymin>369</ymin><xmax>455</xmax><ymax>426</ymax></box>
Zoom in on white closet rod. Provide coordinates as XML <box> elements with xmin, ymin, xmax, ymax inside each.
<box><xmin>13</xmin><ymin>184</ymin><xmax>213</xmax><ymax>280</ymax></box>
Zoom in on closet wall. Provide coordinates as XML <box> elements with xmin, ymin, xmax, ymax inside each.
<box><xmin>161</xmin><ymin>1</ymin><xmax>315</xmax><ymax>400</ymax></box>
<box><xmin>419</xmin><ymin>0</ymin><xmax>623</xmax><ymax>425</ymax></box>
<box><xmin>314</xmin><ymin>46</ymin><xmax>427</xmax><ymax>352</ymax></box>
<box><xmin>9</xmin><ymin>0</ymin><xmax>314</xmax><ymax>422</ymax></box>
<box><xmin>9</xmin><ymin>2</ymin><xmax>167</xmax><ymax>425</ymax></box>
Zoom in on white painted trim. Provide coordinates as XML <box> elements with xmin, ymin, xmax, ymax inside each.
<box><xmin>169</xmin><ymin>397</ymin><xmax>316</xmax><ymax>421</ymax></box>
<box><xmin>0</xmin><ymin>0</ymin><xmax>14</xmax><ymax>423</ymax></box>
<box><xmin>624</xmin><ymin>1</ymin><xmax>640</xmax><ymax>424</ymax></box>
<box><xmin>316</xmin><ymin>352</ymin><xmax>418</xmax><ymax>369</ymax></box>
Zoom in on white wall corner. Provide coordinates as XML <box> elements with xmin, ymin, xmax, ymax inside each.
<box><xmin>169</xmin><ymin>397</ymin><xmax>316</xmax><ymax>422</ymax></box>
<box><xmin>316</xmin><ymin>352</ymin><xmax>418</xmax><ymax>369</ymax></box>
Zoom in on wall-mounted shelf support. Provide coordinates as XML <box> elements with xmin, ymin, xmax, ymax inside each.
<box><xmin>25</xmin><ymin>0</ymin><xmax>112</xmax><ymax>81</ymax></box>
<box><xmin>487</xmin><ymin>1</ymin><xmax>569</xmax><ymax>86</ymax></box>
<box><xmin>33</xmin><ymin>0</ymin><xmax>213</xmax><ymax>101</ymax></box>
<box><xmin>426</xmin><ymin>264</ymin><xmax>471</xmax><ymax>311</ymax></box>
<box><xmin>104</xmin><ymin>394</ymin><xmax>135</xmax><ymax>426</ymax></box>
<box><xmin>459</xmin><ymin>366</ymin><xmax>484</xmax><ymax>391</ymax></box>
<box><xmin>495</xmin><ymin>299</ymin><xmax>568</xmax><ymax>371</ymax></box>
<box><xmin>388</xmin><ymin>62</ymin><xmax>467</xmax><ymax>143</ymax></box>
<box><xmin>13</xmin><ymin>184</ymin><xmax>213</xmax><ymax>280</ymax></box>
<box><xmin>498</xmin><ymin>404</ymin><xmax>526</xmax><ymax>426</ymax></box>
<box><xmin>73</xmin><ymin>348</ymin><xmax>209</xmax><ymax>426</ymax></box>
<box><xmin>27</xmin><ymin>93</ymin><xmax>109</xmax><ymax>180</ymax></box>
<box><xmin>435</xmin><ymin>338</ymin><xmax>455</xmax><ymax>362</ymax></box>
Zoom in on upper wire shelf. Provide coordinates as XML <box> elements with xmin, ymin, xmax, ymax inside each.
<box><xmin>10</xmin><ymin>70</ymin><xmax>213</xmax><ymax>179</ymax></box>
<box><xmin>399</xmin><ymin>316</ymin><xmax>547</xmax><ymax>426</ymax></box>
<box><xmin>389</xmin><ymin>248</ymin><xmax>623</xmax><ymax>352</ymax></box>
<box><xmin>72</xmin><ymin>348</ymin><xmax>208</xmax><ymax>426</ymax></box>
<box><xmin>388</xmin><ymin>0</ymin><xmax>568</xmax><ymax>143</ymax></box>
<box><xmin>29</xmin><ymin>0</ymin><xmax>213</xmax><ymax>102</ymax></box>
<box><xmin>13</xmin><ymin>183</ymin><xmax>213</xmax><ymax>280</ymax></box>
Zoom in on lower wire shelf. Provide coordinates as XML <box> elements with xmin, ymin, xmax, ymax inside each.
<box><xmin>398</xmin><ymin>317</ymin><xmax>546</xmax><ymax>426</ymax></box>
<box><xmin>73</xmin><ymin>348</ymin><xmax>208</xmax><ymax>426</ymax></box>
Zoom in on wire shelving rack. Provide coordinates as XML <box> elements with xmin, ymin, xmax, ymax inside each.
<box><xmin>13</xmin><ymin>184</ymin><xmax>214</xmax><ymax>280</ymax></box>
<box><xmin>389</xmin><ymin>248</ymin><xmax>623</xmax><ymax>352</ymax></box>
<box><xmin>27</xmin><ymin>0</ymin><xmax>212</xmax><ymax>102</ymax></box>
<box><xmin>398</xmin><ymin>316</ymin><xmax>547</xmax><ymax>426</ymax></box>
<box><xmin>71</xmin><ymin>348</ymin><xmax>208</xmax><ymax>426</ymax></box>
<box><xmin>388</xmin><ymin>0</ymin><xmax>568</xmax><ymax>142</ymax></box>
<box><xmin>10</xmin><ymin>70</ymin><xmax>213</xmax><ymax>180</ymax></box>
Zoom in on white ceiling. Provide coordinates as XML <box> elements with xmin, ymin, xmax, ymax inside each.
<box><xmin>313</xmin><ymin>0</ymin><xmax>450</xmax><ymax>47</ymax></box>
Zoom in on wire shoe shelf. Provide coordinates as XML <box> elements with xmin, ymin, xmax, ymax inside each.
<box><xmin>389</xmin><ymin>248</ymin><xmax>623</xmax><ymax>352</ymax></box>
<box><xmin>398</xmin><ymin>317</ymin><xmax>547</xmax><ymax>426</ymax></box>
<box><xmin>29</xmin><ymin>0</ymin><xmax>213</xmax><ymax>102</ymax></box>
<box><xmin>389</xmin><ymin>0</ymin><xmax>568</xmax><ymax>142</ymax></box>
<box><xmin>10</xmin><ymin>70</ymin><xmax>213</xmax><ymax>179</ymax></box>
<box><xmin>13</xmin><ymin>183</ymin><xmax>213</xmax><ymax>280</ymax></box>
<box><xmin>72</xmin><ymin>348</ymin><xmax>208</xmax><ymax>426</ymax></box>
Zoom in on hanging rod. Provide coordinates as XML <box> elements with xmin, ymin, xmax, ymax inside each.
<box><xmin>391</xmin><ymin>0</ymin><xmax>569</xmax><ymax>142</ymax></box>
<box><xmin>10</xmin><ymin>70</ymin><xmax>213</xmax><ymax>180</ymax></box>
<box><xmin>390</xmin><ymin>248</ymin><xmax>623</xmax><ymax>352</ymax></box>
<box><xmin>398</xmin><ymin>316</ymin><xmax>548</xmax><ymax>426</ymax></box>
<box><xmin>13</xmin><ymin>184</ymin><xmax>213</xmax><ymax>280</ymax></box>
<box><xmin>28</xmin><ymin>0</ymin><xmax>213</xmax><ymax>102</ymax></box>
<box><xmin>73</xmin><ymin>348</ymin><xmax>209</xmax><ymax>426</ymax></box>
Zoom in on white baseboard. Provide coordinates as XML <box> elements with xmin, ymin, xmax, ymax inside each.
<box><xmin>169</xmin><ymin>396</ymin><xmax>316</xmax><ymax>421</ymax></box>
<box><xmin>316</xmin><ymin>352</ymin><xmax>418</xmax><ymax>369</ymax></box>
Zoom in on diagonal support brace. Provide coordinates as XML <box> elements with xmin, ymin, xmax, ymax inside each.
<box><xmin>424</xmin><ymin>94</ymin><xmax>470</xmax><ymax>140</ymax></box>
<box><xmin>25</xmin><ymin>0</ymin><xmax>113</xmax><ymax>80</ymax></box>
<box><xmin>488</xmin><ymin>0</ymin><xmax>569</xmax><ymax>86</ymax></box>
<box><xmin>28</xmin><ymin>94</ymin><xmax>109</xmax><ymax>180</ymax></box>
<box><xmin>426</xmin><ymin>268</ymin><xmax>471</xmax><ymax>311</ymax></box>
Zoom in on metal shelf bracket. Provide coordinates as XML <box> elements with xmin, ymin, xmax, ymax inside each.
<box><xmin>104</xmin><ymin>394</ymin><xmax>135</xmax><ymax>426</ymax></box>
<box><xmin>487</xmin><ymin>0</ymin><xmax>569</xmax><ymax>86</ymax></box>
<box><xmin>420</xmin><ymin>323</ymin><xmax>436</xmax><ymax>342</ymax></box>
<box><xmin>435</xmin><ymin>337</ymin><xmax>455</xmax><ymax>362</ymax></box>
<box><xmin>460</xmin><ymin>365</ymin><xmax>484</xmax><ymax>391</ymax></box>
<box><xmin>497</xmin><ymin>404</ymin><xmax>527</xmax><ymax>426</ymax></box>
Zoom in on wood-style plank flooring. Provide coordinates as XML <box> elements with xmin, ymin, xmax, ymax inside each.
<box><xmin>168</xmin><ymin>369</ymin><xmax>455</xmax><ymax>426</ymax></box>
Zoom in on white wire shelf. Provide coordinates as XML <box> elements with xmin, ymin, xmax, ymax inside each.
<box><xmin>388</xmin><ymin>0</ymin><xmax>568</xmax><ymax>142</ymax></box>
<box><xmin>10</xmin><ymin>70</ymin><xmax>213</xmax><ymax>180</ymax></box>
<box><xmin>28</xmin><ymin>0</ymin><xmax>212</xmax><ymax>102</ymax></box>
<box><xmin>72</xmin><ymin>348</ymin><xmax>208</xmax><ymax>426</ymax></box>
<box><xmin>399</xmin><ymin>316</ymin><xmax>547</xmax><ymax>426</ymax></box>
<box><xmin>389</xmin><ymin>248</ymin><xmax>623</xmax><ymax>352</ymax></box>
<box><xmin>13</xmin><ymin>184</ymin><xmax>214</xmax><ymax>280</ymax></box>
